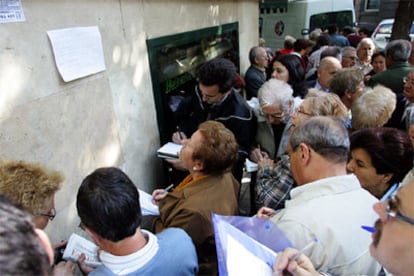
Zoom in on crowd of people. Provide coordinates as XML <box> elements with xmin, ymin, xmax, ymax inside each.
<box><xmin>1</xmin><ymin>24</ymin><xmax>414</xmax><ymax>276</ymax></box>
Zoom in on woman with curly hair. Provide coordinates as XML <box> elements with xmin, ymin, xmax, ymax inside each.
<box><xmin>0</xmin><ymin>160</ymin><xmax>63</xmax><ymax>229</ymax></box>
<box><xmin>151</xmin><ymin>120</ymin><xmax>239</xmax><ymax>275</ymax></box>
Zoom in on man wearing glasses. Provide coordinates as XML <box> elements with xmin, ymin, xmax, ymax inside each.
<box><xmin>273</xmin><ymin>180</ymin><xmax>414</xmax><ymax>276</ymax></box>
<box><xmin>250</xmin><ymin>78</ymin><xmax>300</xmax><ymax>163</ymax></box>
<box><xmin>257</xmin><ymin>116</ymin><xmax>380</xmax><ymax>275</ymax></box>
<box><xmin>172</xmin><ymin>58</ymin><xmax>255</xmax><ymax>183</ymax></box>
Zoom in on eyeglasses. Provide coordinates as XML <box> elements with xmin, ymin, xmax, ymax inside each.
<box><xmin>36</xmin><ymin>208</ymin><xmax>56</xmax><ymax>221</ymax></box>
<box><xmin>385</xmin><ymin>190</ymin><xmax>414</xmax><ymax>225</ymax></box>
<box><xmin>260</xmin><ymin>110</ymin><xmax>285</xmax><ymax>119</ymax></box>
<box><xmin>294</xmin><ymin>107</ymin><xmax>312</xmax><ymax>117</ymax></box>
<box><xmin>343</xmin><ymin>56</ymin><xmax>359</xmax><ymax>61</ymax></box>
<box><xmin>403</xmin><ymin>76</ymin><xmax>414</xmax><ymax>85</ymax></box>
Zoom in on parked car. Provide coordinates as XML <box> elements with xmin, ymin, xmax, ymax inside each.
<box><xmin>371</xmin><ymin>18</ymin><xmax>414</xmax><ymax>49</ymax></box>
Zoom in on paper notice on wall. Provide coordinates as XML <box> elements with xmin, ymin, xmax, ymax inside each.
<box><xmin>0</xmin><ymin>0</ymin><xmax>25</xmax><ymax>23</ymax></box>
<box><xmin>47</xmin><ymin>26</ymin><xmax>106</xmax><ymax>82</ymax></box>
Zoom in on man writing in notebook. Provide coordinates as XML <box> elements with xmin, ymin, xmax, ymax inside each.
<box><xmin>170</xmin><ymin>57</ymin><xmax>255</xmax><ymax>183</ymax></box>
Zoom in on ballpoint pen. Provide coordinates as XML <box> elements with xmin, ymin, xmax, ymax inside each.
<box><xmin>257</xmin><ymin>144</ymin><xmax>264</xmax><ymax>160</ymax></box>
<box><xmin>361</xmin><ymin>225</ymin><xmax>376</xmax><ymax>233</ymax></box>
<box><xmin>380</xmin><ymin>183</ymin><xmax>399</xmax><ymax>201</ymax></box>
<box><xmin>165</xmin><ymin>184</ymin><xmax>174</xmax><ymax>192</ymax></box>
<box><xmin>176</xmin><ymin>126</ymin><xmax>184</xmax><ymax>140</ymax></box>
<box><xmin>273</xmin><ymin>238</ymin><xmax>318</xmax><ymax>275</ymax></box>
<box><xmin>361</xmin><ymin>184</ymin><xmax>399</xmax><ymax>234</ymax></box>
<box><xmin>290</xmin><ymin>238</ymin><xmax>318</xmax><ymax>262</ymax></box>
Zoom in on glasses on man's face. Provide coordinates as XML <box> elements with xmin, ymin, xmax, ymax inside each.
<box><xmin>37</xmin><ymin>207</ymin><xmax>56</xmax><ymax>221</ymax></box>
<box><xmin>403</xmin><ymin>76</ymin><xmax>414</xmax><ymax>85</ymax></box>
<box><xmin>343</xmin><ymin>56</ymin><xmax>359</xmax><ymax>61</ymax></box>
<box><xmin>260</xmin><ymin>110</ymin><xmax>285</xmax><ymax>120</ymax></box>
<box><xmin>385</xmin><ymin>191</ymin><xmax>414</xmax><ymax>226</ymax></box>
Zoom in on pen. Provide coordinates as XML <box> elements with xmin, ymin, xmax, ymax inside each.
<box><xmin>380</xmin><ymin>183</ymin><xmax>399</xmax><ymax>201</ymax></box>
<box><xmin>176</xmin><ymin>126</ymin><xmax>184</xmax><ymax>140</ymax></box>
<box><xmin>291</xmin><ymin>238</ymin><xmax>318</xmax><ymax>262</ymax></box>
<box><xmin>361</xmin><ymin>225</ymin><xmax>376</xmax><ymax>233</ymax></box>
<box><xmin>165</xmin><ymin>184</ymin><xmax>174</xmax><ymax>192</ymax></box>
<box><xmin>257</xmin><ymin>144</ymin><xmax>264</xmax><ymax>161</ymax></box>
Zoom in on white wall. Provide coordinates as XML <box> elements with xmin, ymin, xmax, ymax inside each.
<box><xmin>0</xmin><ymin>0</ymin><xmax>258</xmax><ymax>243</ymax></box>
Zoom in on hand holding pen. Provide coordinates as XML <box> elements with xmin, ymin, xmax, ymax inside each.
<box><xmin>172</xmin><ymin>126</ymin><xmax>187</xmax><ymax>144</ymax></box>
<box><xmin>256</xmin><ymin>206</ymin><xmax>277</xmax><ymax>219</ymax></box>
<box><xmin>152</xmin><ymin>184</ymin><xmax>174</xmax><ymax>205</ymax></box>
<box><xmin>250</xmin><ymin>145</ymin><xmax>270</xmax><ymax>163</ymax></box>
<box><xmin>272</xmin><ymin>239</ymin><xmax>319</xmax><ymax>276</ymax></box>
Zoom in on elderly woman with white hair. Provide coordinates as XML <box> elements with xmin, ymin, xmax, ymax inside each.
<box><xmin>351</xmin><ymin>85</ymin><xmax>396</xmax><ymax>131</ymax></box>
<box><xmin>356</xmin><ymin>37</ymin><xmax>377</xmax><ymax>74</ymax></box>
<box><xmin>249</xmin><ymin>79</ymin><xmax>301</xmax><ymax>163</ymax></box>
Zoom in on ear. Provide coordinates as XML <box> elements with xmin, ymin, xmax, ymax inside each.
<box><xmin>344</xmin><ymin>89</ymin><xmax>352</xmax><ymax>99</ymax></box>
<box><xmin>192</xmin><ymin>159</ymin><xmax>205</xmax><ymax>171</ymax></box>
<box><xmin>299</xmin><ymin>143</ymin><xmax>311</xmax><ymax>165</ymax></box>
<box><xmin>381</xmin><ymin>173</ymin><xmax>393</xmax><ymax>185</ymax></box>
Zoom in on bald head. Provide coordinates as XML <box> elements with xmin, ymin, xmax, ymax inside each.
<box><xmin>318</xmin><ymin>57</ymin><xmax>342</xmax><ymax>90</ymax></box>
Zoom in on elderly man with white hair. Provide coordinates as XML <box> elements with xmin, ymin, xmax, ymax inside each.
<box><xmin>250</xmin><ymin>79</ymin><xmax>301</xmax><ymax>163</ymax></box>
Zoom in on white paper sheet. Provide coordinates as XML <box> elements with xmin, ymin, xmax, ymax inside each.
<box><xmin>157</xmin><ymin>142</ymin><xmax>182</xmax><ymax>159</ymax></box>
<box><xmin>245</xmin><ymin>158</ymin><xmax>258</xmax><ymax>172</ymax></box>
<box><xmin>0</xmin><ymin>0</ymin><xmax>25</xmax><ymax>23</ymax></box>
<box><xmin>138</xmin><ymin>189</ymin><xmax>160</xmax><ymax>216</ymax></box>
<box><xmin>47</xmin><ymin>26</ymin><xmax>106</xmax><ymax>82</ymax></box>
<box><xmin>63</xmin><ymin>233</ymin><xmax>101</xmax><ymax>267</ymax></box>
<box><xmin>226</xmin><ymin>234</ymin><xmax>274</xmax><ymax>276</ymax></box>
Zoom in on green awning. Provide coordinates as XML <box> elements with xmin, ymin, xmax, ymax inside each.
<box><xmin>259</xmin><ymin>0</ymin><xmax>288</xmax><ymax>11</ymax></box>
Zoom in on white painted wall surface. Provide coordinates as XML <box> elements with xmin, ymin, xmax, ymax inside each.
<box><xmin>0</xmin><ymin>0</ymin><xmax>258</xmax><ymax>243</ymax></box>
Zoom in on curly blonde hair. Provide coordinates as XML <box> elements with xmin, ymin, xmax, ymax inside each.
<box><xmin>305</xmin><ymin>89</ymin><xmax>348</xmax><ymax>120</ymax></box>
<box><xmin>0</xmin><ymin>160</ymin><xmax>63</xmax><ymax>214</ymax></box>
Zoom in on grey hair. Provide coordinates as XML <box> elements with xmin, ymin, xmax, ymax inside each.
<box><xmin>249</xmin><ymin>46</ymin><xmax>263</xmax><ymax>64</ymax></box>
<box><xmin>0</xmin><ymin>195</ymin><xmax>52</xmax><ymax>275</ymax></box>
<box><xmin>290</xmin><ymin>116</ymin><xmax>350</xmax><ymax>163</ymax></box>
<box><xmin>341</xmin><ymin>46</ymin><xmax>356</xmax><ymax>56</ymax></box>
<box><xmin>258</xmin><ymin>79</ymin><xmax>293</xmax><ymax>111</ymax></box>
<box><xmin>351</xmin><ymin>85</ymin><xmax>396</xmax><ymax>130</ymax></box>
<box><xmin>329</xmin><ymin>68</ymin><xmax>364</xmax><ymax>98</ymax></box>
<box><xmin>385</xmin><ymin>39</ymin><xmax>412</xmax><ymax>62</ymax></box>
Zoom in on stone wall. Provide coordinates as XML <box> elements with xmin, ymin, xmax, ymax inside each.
<box><xmin>0</xmin><ymin>0</ymin><xmax>258</xmax><ymax>242</ymax></box>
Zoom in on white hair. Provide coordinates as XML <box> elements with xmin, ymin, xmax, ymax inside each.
<box><xmin>258</xmin><ymin>79</ymin><xmax>293</xmax><ymax>111</ymax></box>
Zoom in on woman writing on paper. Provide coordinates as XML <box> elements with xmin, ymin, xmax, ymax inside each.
<box><xmin>150</xmin><ymin>120</ymin><xmax>239</xmax><ymax>275</ymax></box>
